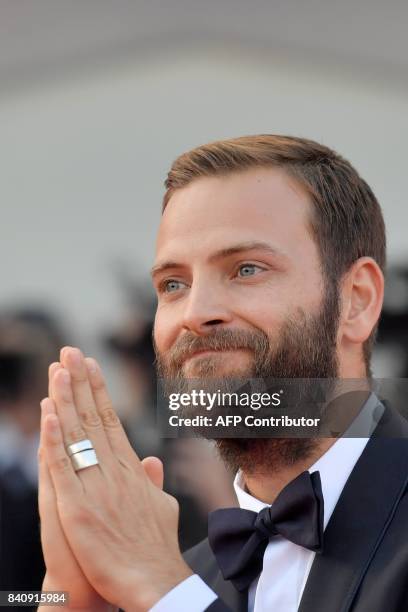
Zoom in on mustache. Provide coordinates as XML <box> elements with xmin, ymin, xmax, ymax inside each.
<box><xmin>156</xmin><ymin>328</ymin><xmax>270</xmax><ymax>371</ymax></box>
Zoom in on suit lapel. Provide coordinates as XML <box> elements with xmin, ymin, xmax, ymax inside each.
<box><xmin>298</xmin><ymin>406</ymin><xmax>408</xmax><ymax>612</ymax></box>
<box><xmin>212</xmin><ymin>569</ymin><xmax>247</xmax><ymax>612</ymax></box>
<box><xmin>184</xmin><ymin>537</ymin><xmax>247</xmax><ymax>611</ymax></box>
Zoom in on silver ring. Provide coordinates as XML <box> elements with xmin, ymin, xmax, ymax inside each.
<box><xmin>71</xmin><ymin>449</ymin><xmax>99</xmax><ymax>472</ymax></box>
<box><xmin>67</xmin><ymin>439</ymin><xmax>94</xmax><ymax>456</ymax></box>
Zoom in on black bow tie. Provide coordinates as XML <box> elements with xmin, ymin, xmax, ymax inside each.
<box><xmin>208</xmin><ymin>470</ymin><xmax>324</xmax><ymax>591</ymax></box>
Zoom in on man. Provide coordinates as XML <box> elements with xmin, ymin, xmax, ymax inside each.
<box><xmin>38</xmin><ymin>135</ymin><xmax>408</xmax><ymax>611</ymax></box>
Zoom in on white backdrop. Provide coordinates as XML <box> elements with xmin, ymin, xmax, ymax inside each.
<box><xmin>0</xmin><ymin>46</ymin><xmax>407</xmax><ymax>389</ymax></box>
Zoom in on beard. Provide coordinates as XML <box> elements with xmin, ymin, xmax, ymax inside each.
<box><xmin>155</xmin><ymin>279</ymin><xmax>340</xmax><ymax>475</ymax></box>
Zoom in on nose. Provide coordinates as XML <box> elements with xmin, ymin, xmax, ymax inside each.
<box><xmin>181</xmin><ymin>279</ymin><xmax>233</xmax><ymax>335</ymax></box>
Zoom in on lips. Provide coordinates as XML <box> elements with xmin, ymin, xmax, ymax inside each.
<box><xmin>185</xmin><ymin>349</ymin><xmax>223</xmax><ymax>361</ymax></box>
<box><xmin>184</xmin><ymin>348</ymin><xmax>248</xmax><ymax>363</ymax></box>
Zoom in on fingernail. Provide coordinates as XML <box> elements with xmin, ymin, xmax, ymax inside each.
<box><xmin>71</xmin><ymin>348</ymin><xmax>82</xmax><ymax>367</ymax></box>
<box><xmin>60</xmin><ymin>346</ymin><xmax>70</xmax><ymax>360</ymax></box>
<box><xmin>86</xmin><ymin>358</ymin><xmax>98</xmax><ymax>376</ymax></box>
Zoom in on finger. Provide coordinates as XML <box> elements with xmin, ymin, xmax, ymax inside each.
<box><xmin>48</xmin><ymin>362</ymin><xmax>61</xmax><ymax>398</ymax></box>
<box><xmin>59</xmin><ymin>346</ymin><xmax>72</xmax><ymax>364</ymax></box>
<box><xmin>39</xmin><ymin>399</ymin><xmax>91</xmax><ymax>583</ymax></box>
<box><xmin>39</xmin><ymin>455</ymin><xmax>76</xmax><ymax>578</ymax></box>
<box><xmin>39</xmin><ymin>445</ymin><xmax>57</xmax><ymax>512</ymax></box>
<box><xmin>39</xmin><ymin>400</ymin><xmax>66</xmax><ymax>538</ymax></box>
<box><xmin>39</xmin><ymin>397</ymin><xmax>57</xmax><ymax>500</ymax></box>
<box><xmin>42</xmin><ymin>409</ymin><xmax>82</xmax><ymax>501</ymax></box>
<box><xmin>85</xmin><ymin>357</ymin><xmax>142</xmax><ymax>469</ymax></box>
<box><xmin>59</xmin><ymin>348</ymin><xmax>112</xmax><ymax>459</ymax></box>
<box><xmin>50</xmin><ymin>368</ymin><xmax>88</xmax><ymax>448</ymax></box>
<box><xmin>141</xmin><ymin>456</ymin><xmax>164</xmax><ymax>489</ymax></box>
<box><xmin>39</xmin><ymin>396</ymin><xmax>56</xmax><ymax>476</ymax></box>
<box><xmin>51</xmin><ymin>365</ymin><xmax>112</xmax><ymax>475</ymax></box>
<box><xmin>50</xmin><ymin>368</ymin><xmax>109</xmax><ymax>493</ymax></box>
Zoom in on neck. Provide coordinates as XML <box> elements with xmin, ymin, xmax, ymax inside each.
<box><xmin>242</xmin><ymin>437</ymin><xmax>336</xmax><ymax>504</ymax></box>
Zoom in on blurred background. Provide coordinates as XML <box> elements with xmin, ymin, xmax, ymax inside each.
<box><xmin>0</xmin><ymin>0</ymin><xmax>407</xmax><ymax>600</ymax></box>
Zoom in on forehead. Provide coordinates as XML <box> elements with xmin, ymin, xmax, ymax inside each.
<box><xmin>155</xmin><ymin>167</ymin><xmax>316</xmax><ymax>264</ymax></box>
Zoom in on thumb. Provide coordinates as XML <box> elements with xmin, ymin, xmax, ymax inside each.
<box><xmin>141</xmin><ymin>456</ymin><xmax>164</xmax><ymax>489</ymax></box>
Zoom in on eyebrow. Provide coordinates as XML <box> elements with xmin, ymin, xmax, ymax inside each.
<box><xmin>150</xmin><ymin>241</ymin><xmax>288</xmax><ymax>278</ymax></box>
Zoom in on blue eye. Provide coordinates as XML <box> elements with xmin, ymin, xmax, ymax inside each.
<box><xmin>163</xmin><ymin>279</ymin><xmax>184</xmax><ymax>293</ymax></box>
<box><xmin>238</xmin><ymin>264</ymin><xmax>261</xmax><ymax>277</ymax></box>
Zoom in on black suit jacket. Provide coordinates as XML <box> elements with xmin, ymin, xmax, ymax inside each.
<box><xmin>184</xmin><ymin>405</ymin><xmax>408</xmax><ymax>611</ymax></box>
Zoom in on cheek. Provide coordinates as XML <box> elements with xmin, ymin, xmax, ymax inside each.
<box><xmin>233</xmin><ymin>291</ymin><xmax>286</xmax><ymax>337</ymax></box>
<box><xmin>235</xmin><ymin>273</ymin><xmax>321</xmax><ymax>334</ymax></box>
<box><xmin>245</xmin><ymin>311</ymin><xmax>282</xmax><ymax>338</ymax></box>
<box><xmin>153</xmin><ymin>307</ymin><xmax>178</xmax><ymax>354</ymax></box>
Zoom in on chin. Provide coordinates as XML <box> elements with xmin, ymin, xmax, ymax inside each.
<box><xmin>216</xmin><ymin>438</ymin><xmax>320</xmax><ymax>475</ymax></box>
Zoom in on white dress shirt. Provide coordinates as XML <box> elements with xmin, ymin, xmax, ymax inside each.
<box><xmin>151</xmin><ymin>394</ymin><xmax>382</xmax><ymax>612</ymax></box>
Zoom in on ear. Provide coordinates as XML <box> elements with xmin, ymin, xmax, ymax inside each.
<box><xmin>339</xmin><ymin>257</ymin><xmax>384</xmax><ymax>347</ymax></box>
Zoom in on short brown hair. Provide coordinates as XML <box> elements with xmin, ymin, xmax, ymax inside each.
<box><xmin>162</xmin><ymin>134</ymin><xmax>386</xmax><ymax>373</ymax></box>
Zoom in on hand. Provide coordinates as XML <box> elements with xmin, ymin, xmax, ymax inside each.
<box><xmin>39</xmin><ymin>362</ymin><xmax>113</xmax><ymax>611</ymax></box>
<box><xmin>41</xmin><ymin>347</ymin><xmax>192</xmax><ymax>611</ymax></box>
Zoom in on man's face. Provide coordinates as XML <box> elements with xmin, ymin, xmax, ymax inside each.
<box><xmin>153</xmin><ymin>167</ymin><xmax>333</xmax><ymax>371</ymax></box>
<box><xmin>152</xmin><ymin>167</ymin><xmax>340</xmax><ymax>472</ymax></box>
